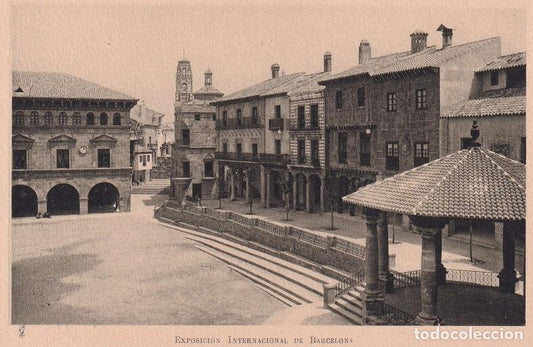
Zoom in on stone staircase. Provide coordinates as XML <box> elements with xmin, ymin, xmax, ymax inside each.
<box><xmin>131</xmin><ymin>179</ymin><xmax>170</xmax><ymax>195</ymax></box>
<box><xmin>329</xmin><ymin>286</ymin><xmax>365</xmax><ymax>325</ymax></box>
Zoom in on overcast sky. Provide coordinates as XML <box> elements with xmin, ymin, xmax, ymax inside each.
<box><xmin>12</xmin><ymin>0</ymin><xmax>527</xmax><ymax>122</ymax></box>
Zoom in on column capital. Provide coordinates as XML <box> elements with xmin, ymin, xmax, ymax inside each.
<box><xmin>410</xmin><ymin>216</ymin><xmax>447</xmax><ymax>230</ymax></box>
<box><xmin>363</xmin><ymin>207</ymin><xmax>381</xmax><ymax>220</ymax></box>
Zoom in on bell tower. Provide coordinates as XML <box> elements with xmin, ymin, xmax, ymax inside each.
<box><xmin>175</xmin><ymin>55</ymin><xmax>193</xmax><ymax>104</ymax></box>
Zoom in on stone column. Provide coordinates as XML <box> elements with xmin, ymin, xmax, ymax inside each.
<box><xmin>378</xmin><ymin>211</ymin><xmax>394</xmax><ymax>293</ymax></box>
<box><xmin>363</xmin><ymin>208</ymin><xmax>382</xmax><ymax>300</ymax></box>
<box><xmin>320</xmin><ymin>176</ymin><xmax>325</xmax><ymax>213</ymax></box>
<box><xmin>498</xmin><ymin>221</ymin><xmax>518</xmax><ymax>293</ymax></box>
<box><xmin>245</xmin><ymin>170</ymin><xmax>251</xmax><ymax>203</ymax></box>
<box><xmin>79</xmin><ymin>198</ymin><xmax>88</xmax><ymax>215</ymax></box>
<box><xmin>229</xmin><ymin>169</ymin><xmax>236</xmax><ymax>201</ymax></box>
<box><xmin>37</xmin><ymin>199</ymin><xmax>47</xmax><ymax>214</ymax></box>
<box><xmin>402</xmin><ymin>214</ymin><xmax>411</xmax><ymax>232</ymax></box>
<box><xmin>446</xmin><ymin>219</ymin><xmax>456</xmax><ymax>237</ymax></box>
<box><xmin>265</xmin><ymin>170</ymin><xmax>271</xmax><ymax>208</ymax></box>
<box><xmin>494</xmin><ymin>222</ymin><xmax>504</xmax><ymax>250</ymax></box>
<box><xmin>292</xmin><ymin>174</ymin><xmax>298</xmax><ymax>211</ymax></box>
<box><xmin>412</xmin><ymin>217</ymin><xmax>446</xmax><ymax>325</ymax></box>
<box><xmin>435</xmin><ymin>229</ymin><xmax>447</xmax><ymax>285</ymax></box>
<box><xmin>305</xmin><ymin>174</ymin><xmax>311</xmax><ymax>213</ymax></box>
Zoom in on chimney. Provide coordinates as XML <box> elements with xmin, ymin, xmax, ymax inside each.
<box><xmin>323</xmin><ymin>51</ymin><xmax>332</xmax><ymax>72</ymax></box>
<box><xmin>410</xmin><ymin>29</ymin><xmax>428</xmax><ymax>54</ymax></box>
<box><xmin>204</xmin><ymin>68</ymin><xmax>213</xmax><ymax>86</ymax></box>
<box><xmin>359</xmin><ymin>40</ymin><xmax>371</xmax><ymax>65</ymax></box>
<box><xmin>271</xmin><ymin>63</ymin><xmax>280</xmax><ymax>78</ymax></box>
<box><xmin>437</xmin><ymin>24</ymin><xmax>453</xmax><ymax>48</ymax></box>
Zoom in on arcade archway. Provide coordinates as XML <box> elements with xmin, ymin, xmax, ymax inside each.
<box><xmin>12</xmin><ymin>185</ymin><xmax>38</xmax><ymax>217</ymax></box>
<box><xmin>47</xmin><ymin>184</ymin><xmax>80</xmax><ymax>215</ymax></box>
<box><xmin>88</xmin><ymin>182</ymin><xmax>120</xmax><ymax>213</ymax></box>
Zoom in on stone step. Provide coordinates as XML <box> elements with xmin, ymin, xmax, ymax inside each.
<box><xmin>347</xmin><ymin>290</ymin><xmax>363</xmax><ymax>302</ymax></box>
<box><xmin>341</xmin><ymin>293</ymin><xmax>363</xmax><ymax>309</ymax></box>
<box><xmin>227</xmin><ymin>265</ymin><xmax>300</xmax><ymax>307</ymax></box>
<box><xmin>328</xmin><ymin>304</ymin><xmax>362</xmax><ymax>325</ymax></box>
<box><xmin>188</xmin><ymin>236</ymin><xmax>326</xmax><ymax>296</ymax></box>
<box><xmin>335</xmin><ymin>297</ymin><xmax>363</xmax><ymax>317</ymax></box>
<box><xmin>194</xmin><ymin>245</ymin><xmax>320</xmax><ymax>304</ymax></box>
<box><xmin>185</xmin><ymin>232</ymin><xmax>333</xmax><ymax>285</ymax></box>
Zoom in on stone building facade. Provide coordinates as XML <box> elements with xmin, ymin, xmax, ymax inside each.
<box><xmin>12</xmin><ymin>71</ymin><xmax>137</xmax><ymax>217</ymax></box>
<box><xmin>172</xmin><ymin>61</ymin><xmax>223</xmax><ymax>202</ymax></box>
<box><xmin>319</xmin><ymin>26</ymin><xmax>501</xmax><ymax>213</ymax></box>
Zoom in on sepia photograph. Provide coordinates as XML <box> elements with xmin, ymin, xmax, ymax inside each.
<box><xmin>2</xmin><ymin>0</ymin><xmax>530</xmax><ymax>345</ymax></box>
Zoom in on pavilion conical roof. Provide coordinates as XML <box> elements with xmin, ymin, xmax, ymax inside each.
<box><xmin>343</xmin><ymin>147</ymin><xmax>525</xmax><ymax>221</ymax></box>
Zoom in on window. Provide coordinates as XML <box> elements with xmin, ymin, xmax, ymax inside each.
<box><xmin>98</xmin><ymin>149</ymin><xmax>111</xmax><ymax>168</ymax></box>
<box><xmin>204</xmin><ymin>160</ymin><xmax>214</xmax><ymax>177</ymax></box>
<box><xmin>14</xmin><ymin>111</ymin><xmax>24</xmax><ymax>126</ymax></box>
<box><xmin>236</xmin><ymin>143</ymin><xmax>242</xmax><ymax>156</ymax></box>
<box><xmin>252</xmin><ymin>143</ymin><xmax>258</xmax><ymax>158</ymax></box>
<box><xmin>311</xmin><ymin>140</ymin><xmax>319</xmax><ymax>165</ymax></box>
<box><xmin>251</xmin><ymin>107</ymin><xmax>258</xmax><ymax>125</ymax></box>
<box><xmin>212</xmin><ymin>114</ymin><xmax>216</xmax><ymax>121</ymax></box>
<box><xmin>195</xmin><ymin>114</ymin><xmax>201</xmax><ymax>121</ymax></box>
<box><xmin>222</xmin><ymin>111</ymin><xmax>228</xmax><ymax>126</ymax></box>
<box><xmin>182</xmin><ymin>161</ymin><xmax>190</xmax><ymax>177</ymax></box>
<box><xmin>275</xmin><ymin>105</ymin><xmax>281</xmax><ymax>119</ymax></box>
<box><xmin>386</xmin><ymin>142</ymin><xmax>399</xmax><ymax>171</ymax></box>
<box><xmin>360</xmin><ymin>132</ymin><xmax>370</xmax><ymax>166</ymax></box>
<box><xmin>310</xmin><ymin>104</ymin><xmax>319</xmax><ymax>128</ymax></box>
<box><xmin>490</xmin><ymin>71</ymin><xmax>499</xmax><ymax>86</ymax></box>
<box><xmin>13</xmin><ymin>150</ymin><xmax>27</xmax><ymax>169</ymax></box>
<box><xmin>147</xmin><ymin>155</ymin><xmax>150</xmax><ymax>162</ymax></box>
<box><xmin>357</xmin><ymin>87</ymin><xmax>366</xmax><ymax>107</ymax></box>
<box><xmin>112</xmin><ymin>113</ymin><xmax>121</xmax><ymax>125</ymax></box>
<box><xmin>182</xmin><ymin>129</ymin><xmax>190</xmax><ymax>146</ymax></box>
<box><xmin>414</xmin><ymin>142</ymin><xmax>429</xmax><ymax>167</ymax></box>
<box><xmin>100</xmin><ymin>113</ymin><xmax>108</xmax><ymax>125</ymax></box>
<box><xmin>387</xmin><ymin>93</ymin><xmax>397</xmax><ymax>112</ymax></box>
<box><xmin>520</xmin><ymin>137</ymin><xmax>526</xmax><ymax>164</ymax></box>
<box><xmin>73</xmin><ymin>112</ymin><xmax>82</xmax><ymax>125</ymax></box>
<box><xmin>338</xmin><ymin>132</ymin><xmax>347</xmax><ymax>163</ymax></box>
<box><xmin>30</xmin><ymin>111</ymin><xmax>39</xmax><ymax>125</ymax></box>
<box><xmin>86</xmin><ymin>112</ymin><xmax>95</xmax><ymax>125</ymax></box>
<box><xmin>149</xmin><ymin>136</ymin><xmax>152</xmax><ymax>144</ymax></box>
<box><xmin>59</xmin><ymin>112</ymin><xmax>68</xmax><ymax>125</ymax></box>
<box><xmin>297</xmin><ymin>140</ymin><xmax>306</xmax><ymax>164</ymax></box>
<box><xmin>335</xmin><ymin>91</ymin><xmax>343</xmax><ymax>109</ymax></box>
<box><xmin>222</xmin><ymin>143</ymin><xmax>228</xmax><ymax>154</ymax></box>
<box><xmin>275</xmin><ymin>140</ymin><xmax>281</xmax><ymax>155</ymax></box>
<box><xmin>139</xmin><ymin>156</ymin><xmax>142</xmax><ymax>163</ymax></box>
<box><xmin>45</xmin><ymin>112</ymin><xmax>53</xmax><ymax>125</ymax></box>
<box><xmin>460</xmin><ymin>137</ymin><xmax>472</xmax><ymax>149</ymax></box>
<box><xmin>415</xmin><ymin>89</ymin><xmax>427</xmax><ymax>109</ymax></box>
<box><xmin>142</xmin><ymin>155</ymin><xmax>146</xmax><ymax>166</ymax></box>
<box><xmin>297</xmin><ymin>106</ymin><xmax>305</xmax><ymax>129</ymax></box>
<box><xmin>56</xmin><ymin>149</ymin><xmax>70</xmax><ymax>168</ymax></box>
<box><xmin>237</xmin><ymin>109</ymin><xmax>242</xmax><ymax>126</ymax></box>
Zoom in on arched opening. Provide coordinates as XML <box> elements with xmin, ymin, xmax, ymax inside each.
<box><xmin>295</xmin><ymin>173</ymin><xmax>307</xmax><ymax>210</ymax></box>
<box><xmin>112</xmin><ymin>113</ymin><xmax>121</xmax><ymax>125</ymax></box>
<box><xmin>310</xmin><ymin>174</ymin><xmax>322</xmax><ymax>212</ymax></box>
<box><xmin>100</xmin><ymin>113</ymin><xmax>108</xmax><ymax>125</ymax></box>
<box><xmin>12</xmin><ymin>185</ymin><xmax>38</xmax><ymax>217</ymax></box>
<box><xmin>86</xmin><ymin>112</ymin><xmax>95</xmax><ymax>125</ymax></box>
<box><xmin>88</xmin><ymin>182</ymin><xmax>120</xmax><ymax>213</ymax></box>
<box><xmin>47</xmin><ymin>184</ymin><xmax>80</xmax><ymax>215</ymax></box>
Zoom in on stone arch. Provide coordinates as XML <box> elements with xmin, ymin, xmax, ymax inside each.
<box><xmin>88</xmin><ymin>182</ymin><xmax>120</xmax><ymax>213</ymax></box>
<box><xmin>12</xmin><ymin>185</ymin><xmax>38</xmax><ymax>217</ymax></box>
<box><xmin>112</xmin><ymin>113</ymin><xmax>121</xmax><ymax>125</ymax></box>
<box><xmin>47</xmin><ymin>184</ymin><xmax>80</xmax><ymax>215</ymax></box>
<box><xmin>309</xmin><ymin>174</ymin><xmax>322</xmax><ymax>211</ymax></box>
<box><xmin>100</xmin><ymin>113</ymin><xmax>108</xmax><ymax>125</ymax></box>
<box><xmin>294</xmin><ymin>173</ymin><xmax>307</xmax><ymax>210</ymax></box>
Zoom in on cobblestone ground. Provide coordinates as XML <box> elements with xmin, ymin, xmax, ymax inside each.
<box><xmin>12</xmin><ymin>195</ymin><xmax>289</xmax><ymax>325</ymax></box>
<box><xmin>202</xmin><ymin>198</ymin><xmax>519</xmax><ymax>274</ymax></box>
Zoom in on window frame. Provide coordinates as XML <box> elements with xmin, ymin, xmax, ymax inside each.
<box><xmin>13</xmin><ymin>149</ymin><xmax>27</xmax><ymax>170</ymax></box>
<box><xmin>338</xmin><ymin>132</ymin><xmax>348</xmax><ymax>164</ymax></box>
<box><xmin>415</xmin><ymin>89</ymin><xmax>427</xmax><ymax>110</ymax></box>
<box><xmin>385</xmin><ymin>142</ymin><xmax>400</xmax><ymax>171</ymax></box>
<box><xmin>112</xmin><ymin>113</ymin><xmax>121</xmax><ymax>125</ymax></box>
<box><xmin>490</xmin><ymin>71</ymin><xmax>499</xmax><ymax>86</ymax></box>
<box><xmin>297</xmin><ymin>106</ymin><xmax>305</xmax><ymax>129</ymax></box>
<box><xmin>30</xmin><ymin>111</ymin><xmax>39</xmax><ymax>125</ymax></box>
<box><xmin>335</xmin><ymin>90</ymin><xmax>343</xmax><ymax>109</ymax></box>
<box><xmin>357</xmin><ymin>87</ymin><xmax>366</xmax><ymax>107</ymax></box>
<box><xmin>86</xmin><ymin>112</ymin><xmax>95</xmax><ymax>125</ymax></box>
<box><xmin>204</xmin><ymin>160</ymin><xmax>214</xmax><ymax>177</ymax></box>
<box><xmin>311</xmin><ymin>139</ymin><xmax>319</xmax><ymax>165</ymax></box>
<box><xmin>194</xmin><ymin>114</ymin><xmax>201</xmax><ymax>121</ymax></box>
<box><xmin>275</xmin><ymin>105</ymin><xmax>281</xmax><ymax>119</ymax></box>
<box><xmin>387</xmin><ymin>92</ymin><xmax>397</xmax><ymax>112</ymax></box>
<box><xmin>73</xmin><ymin>112</ymin><xmax>82</xmax><ymax>125</ymax></box>
<box><xmin>252</xmin><ymin>143</ymin><xmax>258</xmax><ymax>159</ymax></box>
<box><xmin>56</xmin><ymin>149</ymin><xmax>70</xmax><ymax>169</ymax></box>
<box><xmin>59</xmin><ymin>112</ymin><xmax>68</xmax><ymax>125</ymax></box>
<box><xmin>251</xmin><ymin>107</ymin><xmax>258</xmax><ymax>125</ymax></box>
<box><xmin>274</xmin><ymin>139</ymin><xmax>281</xmax><ymax>155</ymax></box>
<box><xmin>45</xmin><ymin>111</ymin><xmax>54</xmax><ymax>126</ymax></box>
<box><xmin>15</xmin><ymin>111</ymin><xmax>24</xmax><ymax>126</ymax></box>
<box><xmin>100</xmin><ymin>113</ymin><xmax>108</xmax><ymax>125</ymax></box>
<box><xmin>297</xmin><ymin>139</ymin><xmax>306</xmax><ymax>164</ymax></box>
<box><xmin>359</xmin><ymin>132</ymin><xmax>371</xmax><ymax>166</ymax></box>
<box><xmin>310</xmin><ymin>104</ymin><xmax>319</xmax><ymax>128</ymax></box>
<box><xmin>237</xmin><ymin>109</ymin><xmax>243</xmax><ymax>126</ymax></box>
<box><xmin>414</xmin><ymin>142</ymin><xmax>429</xmax><ymax>167</ymax></box>
<box><xmin>97</xmin><ymin>148</ymin><xmax>111</xmax><ymax>168</ymax></box>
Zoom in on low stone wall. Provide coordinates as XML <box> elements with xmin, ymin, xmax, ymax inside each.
<box><xmin>156</xmin><ymin>202</ymin><xmax>366</xmax><ymax>274</ymax></box>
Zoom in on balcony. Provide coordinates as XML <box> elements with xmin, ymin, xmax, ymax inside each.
<box><xmin>268</xmin><ymin>118</ymin><xmax>284</xmax><ymax>131</ymax></box>
<box><xmin>216</xmin><ymin>117</ymin><xmax>261</xmax><ymax>130</ymax></box>
<box><xmin>147</xmin><ymin>142</ymin><xmax>158</xmax><ymax>150</ymax></box>
<box><xmin>215</xmin><ymin>151</ymin><xmax>259</xmax><ymax>162</ymax></box>
<box><xmin>260</xmin><ymin>153</ymin><xmax>289</xmax><ymax>165</ymax></box>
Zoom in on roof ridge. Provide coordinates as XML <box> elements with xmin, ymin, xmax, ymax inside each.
<box><xmin>481</xmin><ymin>148</ymin><xmax>525</xmax><ymax>190</ymax></box>
<box><xmin>411</xmin><ymin>149</ymin><xmax>471</xmax><ymax>215</ymax></box>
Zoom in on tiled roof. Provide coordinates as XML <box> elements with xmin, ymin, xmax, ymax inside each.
<box><xmin>130</xmin><ymin>104</ymin><xmax>164</xmax><ymax>125</ymax></box>
<box><xmin>211</xmin><ymin>73</ymin><xmax>304</xmax><ymax>104</ymax></box>
<box><xmin>12</xmin><ymin>71</ymin><xmax>136</xmax><ymax>100</ymax></box>
<box><xmin>193</xmin><ymin>85</ymin><xmax>224</xmax><ymax>97</ymax></box>
<box><xmin>321</xmin><ymin>37</ymin><xmax>500</xmax><ymax>83</ymax></box>
<box><xmin>343</xmin><ymin>147</ymin><xmax>525</xmax><ymax>221</ymax></box>
<box><xmin>442</xmin><ymin>88</ymin><xmax>525</xmax><ymax>118</ymax></box>
<box><xmin>476</xmin><ymin>52</ymin><xmax>526</xmax><ymax>72</ymax></box>
<box><xmin>285</xmin><ymin>72</ymin><xmax>332</xmax><ymax>96</ymax></box>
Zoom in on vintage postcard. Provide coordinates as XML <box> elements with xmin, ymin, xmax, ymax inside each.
<box><xmin>1</xmin><ymin>0</ymin><xmax>531</xmax><ymax>345</ymax></box>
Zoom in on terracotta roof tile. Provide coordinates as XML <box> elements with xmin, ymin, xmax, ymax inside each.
<box><xmin>442</xmin><ymin>88</ymin><xmax>525</xmax><ymax>118</ymax></box>
<box><xmin>193</xmin><ymin>85</ymin><xmax>224</xmax><ymax>97</ymax></box>
<box><xmin>476</xmin><ymin>52</ymin><xmax>526</xmax><ymax>72</ymax></box>
<box><xmin>12</xmin><ymin>71</ymin><xmax>136</xmax><ymax>100</ymax></box>
<box><xmin>343</xmin><ymin>147</ymin><xmax>525</xmax><ymax>221</ymax></box>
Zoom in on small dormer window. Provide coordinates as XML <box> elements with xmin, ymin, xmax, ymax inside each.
<box><xmin>490</xmin><ymin>71</ymin><xmax>499</xmax><ymax>86</ymax></box>
<box><xmin>14</xmin><ymin>87</ymin><xmax>24</xmax><ymax>93</ymax></box>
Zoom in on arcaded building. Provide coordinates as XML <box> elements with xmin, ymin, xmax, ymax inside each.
<box><xmin>172</xmin><ymin>60</ymin><xmax>223</xmax><ymax>201</ymax></box>
<box><xmin>12</xmin><ymin>71</ymin><xmax>137</xmax><ymax>217</ymax></box>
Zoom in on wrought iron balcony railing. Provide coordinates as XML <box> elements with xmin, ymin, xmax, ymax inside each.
<box><xmin>259</xmin><ymin>153</ymin><xmax>289</xmax><ymax>165</ymax></box>
<box><xmin>268</xmin><ymin>118</ymin><xmax>284</xmax><ymax>131</ymax></box>
<box><xmin>215</xmin><ymin>151</ymin><xmax>259</xmax><ymax>162</ymax></box>
<box><xmin>216</xmin><ymin>117</ymin><xmax>261</xmax><ymax>130</ymax></box>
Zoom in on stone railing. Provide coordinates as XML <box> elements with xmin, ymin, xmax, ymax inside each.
<box><xmin>332</xmin><ymin>237</ymin><xmax>366</xmax><ymax>258</ymax></box>
<box><xmin>289</xmin><ymin>227</ymin><xmax>328</xmax><ymax>249</ymax></box>
<box><xmin>255</xmin><ymin>218</ymin><xmax>286</xmax><ymax>237</ymax></box>
<box><xmin>446</xmin><ymin>269</ymin><xmax>499</xmax><ymax>287</ymax></box>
